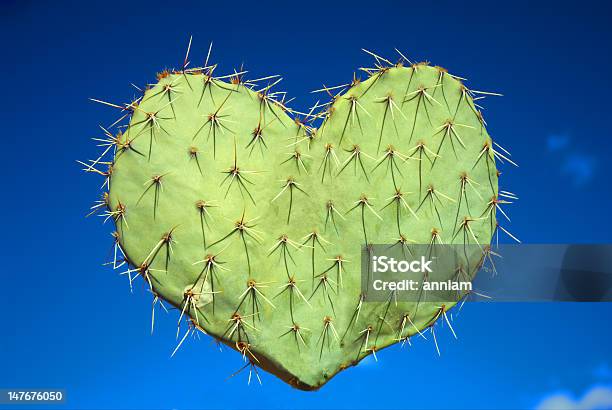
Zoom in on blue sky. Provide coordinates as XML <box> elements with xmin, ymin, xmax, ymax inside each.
<box><xmin>1</xmin><ymin>0</ymin><xmax>611</xmax><ymax>409</ymax></box>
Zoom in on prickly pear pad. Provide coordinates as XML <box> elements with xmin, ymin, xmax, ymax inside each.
<box><xmin>93</xmin><ymin>53</ymin><xmax>505</xmax><ymax>390</ymax></box>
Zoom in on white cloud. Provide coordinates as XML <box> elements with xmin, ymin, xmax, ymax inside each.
<box><xmin>536</xmin><ymin>385</ymin><xmax>612</xmax><ymax>410</ymax></box>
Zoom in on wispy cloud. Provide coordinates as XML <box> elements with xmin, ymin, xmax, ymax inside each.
<box><xmin>594</xmin><ymin>363</ymin><xmax>612</xmax><ymax>380</ymax></box>
<box><xmin>535</xmin><ymin>384</ymin><xmax>612</xmax><ymax>410</ymax></box>
<box><xmin>562</xmin><ymin>154</ymin><xmax>597</xmax><ymax>186</ymax></box>
<box><xmin>547</xmin><ymin>134</ymin><xmax>570</xmax><ymax>151</ymax></box>
<box><xmin>546</xmin><ymin>133</ymin><xmax>597</xmax><ymax>186</ymax></box>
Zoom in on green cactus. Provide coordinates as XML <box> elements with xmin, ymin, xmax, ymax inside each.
<box><xmin>86</xmin><ymin>45</ymin><xmax>514</xmax><ymax>390</ymax></box>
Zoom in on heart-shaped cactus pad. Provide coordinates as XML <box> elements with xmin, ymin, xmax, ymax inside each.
<box><xmin>88</xmin><ymin>47</ymin><xmax>510</xmax><ymax>390</ymax></box>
